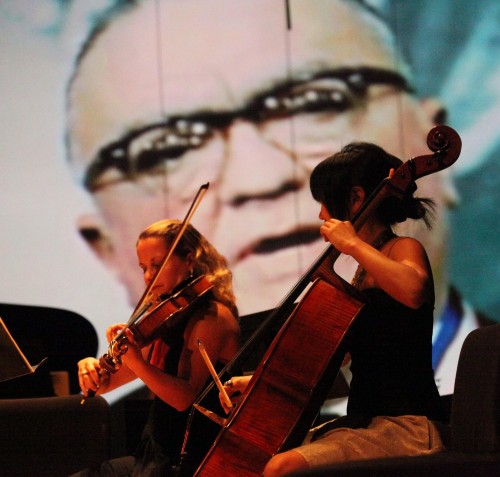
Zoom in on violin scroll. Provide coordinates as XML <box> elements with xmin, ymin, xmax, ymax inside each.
<box><xmin>98</xmin><ymin>336</ymin><xmax>129</xmax><ymax>374</ymax></box>
<box><xmin>93</xmin><ymin>276</ymin><xmax>214</xmax><ymax>376</ymax></box>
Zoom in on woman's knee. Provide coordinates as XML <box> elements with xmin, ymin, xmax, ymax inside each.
<box><xmin>263</xmin><ymin>450</ymin><xmax>309</xmax><ymax>477</ymax></box>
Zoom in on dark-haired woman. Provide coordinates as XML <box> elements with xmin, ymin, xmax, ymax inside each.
<box><xmin>224</xmin><ymin>142</ymin><xmax>445</xmax><ymax>477</ymax></box>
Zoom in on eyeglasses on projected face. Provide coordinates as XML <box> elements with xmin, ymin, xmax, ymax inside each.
<box><xmin>82</xmin><ymin>67</ymin><xmax>413</xmax><ymax>192</ymax></box>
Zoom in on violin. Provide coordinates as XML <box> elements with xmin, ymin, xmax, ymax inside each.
<box><xmin>98</xmin><ymin>275</ymin><xmax>214</xmax><ymax>374</ymax></box>
<box><xmin>83</xmin><ymin>183</ymin><xmax>210</xmax><ymax>396</ymax></box>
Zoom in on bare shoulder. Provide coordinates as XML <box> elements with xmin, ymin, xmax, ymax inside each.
<box><xmin>386</xmin><ymin>235</ymin><xmax>428</xmax><ymax>257</ymax></box>
<box><xmin>213</xmin><ymin>301</ymin><xmax>240</xmax><ymax>338</ymax></box>
<box><xmin>184</xmin><ymin>301</ymin><xmax>240</xmax><ymax>362</ymax></box>
<box><xmin>387</xmin><ymin>236</ymin><xmax>433</xmax><ymax>280</ymax></box>
<box><xmin>187</xmin><ymin>300</ymin><xmax>239</xmax><ymax>335</ymax></box>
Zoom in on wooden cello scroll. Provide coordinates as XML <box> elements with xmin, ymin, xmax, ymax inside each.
<box><xmin>193</xmin><ymin>126</ymin><xmax>461</xmax><ymax>476</ymax></box>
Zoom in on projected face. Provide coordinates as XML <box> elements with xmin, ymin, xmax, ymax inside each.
<box><xmin>67</xmin><ymin>0</ymin><xmax>455</xmax><ymax>315</ymax></box>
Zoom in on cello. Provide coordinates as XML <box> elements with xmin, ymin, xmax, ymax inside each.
<box><xmin>193</xmin><ymin>125</ymin><xmax>462</xmax><ymax>476</ymax></box>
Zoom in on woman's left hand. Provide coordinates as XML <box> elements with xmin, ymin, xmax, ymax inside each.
<box><xmin>320</xmin><ymin>219</ymin><xmax>358</xmax><ymax>254</ymax></box>
<box><xmin>119</xmin><ymin>328</ymin><xmax>144</xmax><ymax>369</ymax></box>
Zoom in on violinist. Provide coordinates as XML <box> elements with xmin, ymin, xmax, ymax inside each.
<box><xmin>74</xmin><ymin>219</ymin><xmax>240</xmax><ymax>477</ymax></box>
<box><xmin>222</xmin><ymin>142</ymin><xmax>446</xmax><ymax>477</ymax></box>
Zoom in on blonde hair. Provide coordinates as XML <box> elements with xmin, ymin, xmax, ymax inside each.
<box><xmin>138</xmin><ymin>219</ymin><xmax>238</xmax><ymax>317</ymax></box>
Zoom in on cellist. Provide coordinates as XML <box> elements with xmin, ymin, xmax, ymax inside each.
<box><xmin>74</xmin><ymin>219</ymin><xmax>240</xmax><ymax>477</ymax></box>
<box><xmin>221</xmin><ymin>142</ymin><xmax>446</xmax><ymax>477</ymax></box>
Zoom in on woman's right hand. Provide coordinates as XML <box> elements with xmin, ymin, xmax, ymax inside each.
<box><xmin>220</xmin><ymin>375</ymin><xmax>252</xmax><ymax>414</ymax></box>
<box><xmin>77</xmin><ymin>356</ymin><xmax>104</xmax><ymax>396</ymax></box>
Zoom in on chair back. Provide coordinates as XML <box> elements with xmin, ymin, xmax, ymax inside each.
<box><xmin>451</xmin><ymin>323</ymin><xmax>500</xmax><ymax>453</ymax></box>
<box><xmin>0</xmin><ymin>395</ymin><xmax>110</xmax><ymax>477</ymax></box>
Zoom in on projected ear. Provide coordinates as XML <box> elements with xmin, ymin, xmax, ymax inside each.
<box><xmin>420</xmin><ymin>98</ymin><xmax>448</xmax><ymax>125</ymax></box>
<box><xmin>76</xmin><ymin>214</ymin><xmax>115</xmax><ymax>268</ymax></box>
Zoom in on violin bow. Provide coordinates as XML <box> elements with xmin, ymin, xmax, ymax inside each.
<box><xmin>119</xmin><ymin>182</ymin><xmax>210</xmax><ymax>336</ymax></box>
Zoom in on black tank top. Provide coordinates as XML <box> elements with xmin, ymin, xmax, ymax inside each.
<box><xmin>137</xmin><ymin>297</ymin><xmax>234</xmax><ymax>475</ymax></box>
<box><xmin>346</xmin><ymin>288</ymin><xmax>444</xmax><ymax>421</ymax></box>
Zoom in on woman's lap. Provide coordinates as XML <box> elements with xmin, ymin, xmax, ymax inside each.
<box><xmin>294</xmin><ymin>415</ymin><xmax>444</xmax><ymax>469</ymax></box>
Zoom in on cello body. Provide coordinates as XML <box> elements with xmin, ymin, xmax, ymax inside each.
<box><xmin>195</xmin><ymin>277</ymin><xmax>364</xmax><ymax>476</ymax></box>
<box><xmin>193</xmin><ymin>126</ymin><xmax>462</xmax><ymax>476</ymax></box>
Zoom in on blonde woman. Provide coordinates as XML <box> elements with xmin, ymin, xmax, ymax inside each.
<box><xmin>76</xmin><ymin>219</ymin><xmax>239</xmax><ymax>476</ymax></box>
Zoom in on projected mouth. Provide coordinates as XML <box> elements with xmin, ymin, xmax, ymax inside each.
<box><xmin>239</xmin><ymin>228</ymin><xmax>320</xmax><ymax>259</ymax></box>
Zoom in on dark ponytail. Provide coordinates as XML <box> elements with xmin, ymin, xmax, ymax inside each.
<box><xmin>378</xmin><ymin>192</ymin><xmax>435</xmax><ymax>229</ymax></box>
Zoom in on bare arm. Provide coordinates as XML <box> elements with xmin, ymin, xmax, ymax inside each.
<box><xmin>77</xmin><ymin>344</ymin><xmax>150</xmax><ymax>397</ymax></box>
<box><xmin>321</xmin><ymin>220</ymin><xmax>434</xmax><ymax>309</ymax></box>
<box><xmin>120</xmin><ymin>303</ymin><xmax>239</xmax><ymax>411</ymax></box>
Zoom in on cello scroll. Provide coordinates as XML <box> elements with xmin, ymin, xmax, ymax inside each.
<box><xmin>389</xmin><ymin>125</ymin><xmax>461</xmax><ymax>193</ymax></box>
